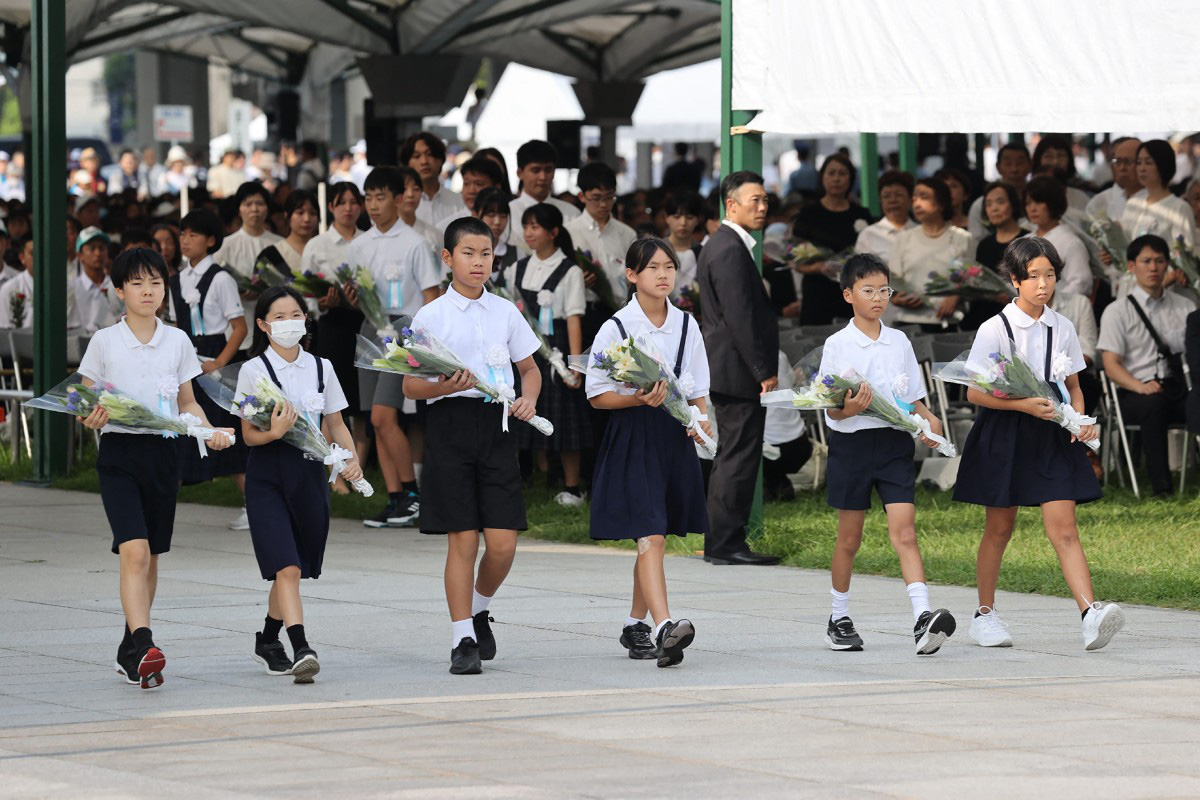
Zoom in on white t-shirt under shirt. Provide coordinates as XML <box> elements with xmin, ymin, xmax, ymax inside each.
<box><xmin>1121</xmin><ymin>189</ymin><xmax>1198</xmax><ymax>250</ymax></box>
<box><xmin>234</xmin><ymin>348</ymin><xmax>348</xmax><ymax>426</ymax></box>
<box><xmin>888</xmin><ymin>224</ymin><xmax>971</xmax><ymax>323</ymax></box>
<box><xmin>968</xmin><ymin>301</ymin><xmax>1086</xmax><ymax>387</ymax></box>
<box><xmin>502</xmin><ymin>249</ymin><xmax>586</xmax><ymax>319</ymax></box>
<box><xmin>585</xmin><ymin>295</ymin><xmax>709</xmax><ymax>401</ymax></box>
<box><xmin>215</xmin><ymin>228</ymin><xmax>283</xmax><ymax>279</ymax></box>
<box><xmin>819</xmin><ymin>320</ymin><xmax>927</xmax><ymax>434</ymax></box>
<box><xmin>78</xmin><ymin>316</ymin><xmax>203</xmax><ymax>435</ymax></box>
<box><xmin>347</xmin><ymin>221</ymin><xmax>442</xmax><ymax>321</ymax></box>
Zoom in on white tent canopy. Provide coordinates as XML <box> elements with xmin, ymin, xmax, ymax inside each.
<box><xmin>732</xmin><ymin>0</ymin><xmax>1200</xmax><ymax>135</ymax></box>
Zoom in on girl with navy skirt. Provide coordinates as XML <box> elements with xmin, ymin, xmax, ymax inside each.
<box><xmin>586</xmin><ymin>237</ymin><xmax>711</xmax><ymax>668</ymax></box>
<box><xmin>953</xmin><ymin>236</ymin><xmax>1125</xmax><ymax>652</ymax></box>
<box><xmin>236</xmin><ymin>286</ymin><xmax>364</xmax><ymax>684</ymax></box>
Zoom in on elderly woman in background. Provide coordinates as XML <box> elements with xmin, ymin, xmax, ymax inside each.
<box><xmin>889</xmin><ymin>176</ymin><xmax>971</xmax><ymax>328</ymax></box>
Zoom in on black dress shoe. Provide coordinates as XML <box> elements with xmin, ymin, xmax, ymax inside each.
<box><xmin>707</xmin><ymin>549</ymin><xmax>781</xmax><ymax>566</ymax></box>
<box><xmin>450</xmin><ymin>637</ymin><xmax>483</xmax><ymax>674</ymax></box>
<box><xmin>473</xmin><ymin>611</ymin><xmax>496</xmax><ymax>661</ymax></box>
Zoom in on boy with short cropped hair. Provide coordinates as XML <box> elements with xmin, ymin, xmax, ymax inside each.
<box><xmin>566</xmin><ymin>161</ymin><xmax>637</xmax><ymax>326</ymax></box>
<box><xmin>819</xmin><ymin>253</ymin><xmax>956</xmax><ymax>655</ymax></box>
<box><xmin>509</xmin><ymin>139</ymin><xmax>580</xmax><ymax>252</ymax></box>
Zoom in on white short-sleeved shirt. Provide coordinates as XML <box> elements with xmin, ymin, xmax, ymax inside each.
<box><xmin>0</xmin><ymin>270</ymin><xmax>32</xmax><ymax>328</ymax></box>
<box><xmin>348</xmin><ymin>222</ymin><xmax>442</xmax><ymax>319</ymax></box>
<box><xmin>969</xmin><ymin>301</ymin><xmax>1086</xmax><ymax>387</ymax></box>
<box><xmin>215</xmin><ymin>228</ymin><xmax>282</xmax><ymax>279</ymax></box>
<box><xmin>415</xmin><ymin>186</ymin><xmax>466</xmax><ymax>228</ymax></box>
<box><xmin>888</xmin><ymin>224</ymin><xmax>972</xmax><ymax>323</ymax></box>
<box><xmin>820</xmin><ymin>321</ymin><xmax>927</xmax><ymax>433</ymax></box>
<box><xmin>400</xmin><ymin>216</ymin><xmax>443</xmax><ymax>261</ymax></box>
<box><xmin>1040</xmin><ymin>223</ymin><xmax>1093</xmax><ymax>297</ymax></box>
<box><xmin>1051</xmin><ymin>291</ymin><xmax>1098</xmax><ymax>363</ymax></box>
<box><xmin>502</xmin><ymin>249</ymin><xmax>586</xmax><ymax>319</ymax></box>
<box><xmin>1085</xmin><ymin>184</ymin><xmax>1130</xmax><ymax>224</ymax></box>
<box><xmin>1097</xmin><ymin>286</ymin><xmax>1191</xmax><ymax>382</ymax></box>
<box><xmin>855</xmin><ymin>217</ymin><xmax>916</xmax><ymax>264</ymax></box>
<box><xmin>585</xmin><ymin>295</ymin><xmax>709</xmax><ymax>401</ymax></box>
<box><xmin>1121</xmin><ymin>190</ymin><xmax>1198</xmax><ymax>250</ymax></box>
<box><xmin>672</xmin><ymin>246</ymin><xmax>698</xmax><ymax>299</ymax></box>
<box><xmin>564</xmin><ymin>210</ymin><xmax>637</xmax><ymax>303</ymax></box>
<box><xmin>73</xmin><ymin>272</ymin><xmax>117</xmax><ymax>334</ymax></box>
<box><xmin>78</xmin><ymin>317</ymin><xmax>202</xmax><ymax>435</ymax></box>
<box><xmin>765</xmin><ymin>349</ymin><xmax>805</xmax><ymax>445</ymax></box>
<box><xmin>299</xmin><ymin>225</ymin><xmax>361</xmax><ymax>276</ymax></box>
<box><xmin>234</xmin><ymin>348</ymin><xmax>348</xmax><ymax>426</ymax></box>
<box><xmin>410</xmin><ymin>284</ymin><xmax>540</xmax><ymax>403</ymax></box>
<box><xmin>178</xmin><ymin>256</ymin><xmax>244</xmax><ymax>338</ymax></box>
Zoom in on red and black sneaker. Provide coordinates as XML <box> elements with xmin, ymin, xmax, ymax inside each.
<box><xmin>136</xmin><ymin>644</ymin><xmax>166</xmax><ymax>689</ymax></box>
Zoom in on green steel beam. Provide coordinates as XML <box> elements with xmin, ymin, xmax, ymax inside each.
<box><xmin>860</xmin><ymin>132</ymin><xmax>879</xmax><ymax>216</ymax></box>
<box><xmin>1008</xmin><ymin>132</ymin><xmax>1026</xmax><ymax>146</ymax></box>
<box><xmin>31</xmin><ymin>0</ymin><xmax>68</xmax><ymax>481</ymax></box>
<box><xmin>898</xmin><ymin>132</ymin><xmax>918</xmax><ymax>175</ymax></box>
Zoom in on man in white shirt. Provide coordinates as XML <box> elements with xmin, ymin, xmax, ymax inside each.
<box><xmin>509</xmin><ymin>139</ymin><xmax>581</xmax><ymax>253</ymax></box>
<box><xmin>1086</xmin><ymin>137</ymin><xmax>1141</xmax><ymax>223</ymax></box>
<box><xmin>968</xmin><ymin>143</ymin><xmax>1031</xmax><ymax>242</ymax></box>
<box><xmin>206</xmin><ymin>149</ymin><xmax>245</xmax><ymax>199</ymax></box>
<box><xmin>435</xmin><ymin>156</ymin><xmax>504</xmax><ymax>235</ymax></box>
<box><xmin>565</xmin><ymin>162</ymin><xmax>636</xmax><ymax>334</ymax></box>
<box><xmin>0</xmin><ymin>236</ymin><xmax>34</xmax><ymax>328</ymax></box>
<box><xmin>402</xmin><ymin>131</ymin><xmax>465</xmax><ymax>227</ymax></box>
<box><xmin>855</xmin><ymin>170</ymin><xmax>916</xmax><ymax>263</ymax></box>
<box><xmin>74</xmin><ymin>226</ymin><xmax>117</xmax><ymax>333</ymax></box>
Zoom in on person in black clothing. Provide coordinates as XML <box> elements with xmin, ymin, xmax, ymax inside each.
<box><xmin>662</xmin><ymin>142</ymin><xmax>703</xmax><ymax>194</ymax></box>
<box><xmin>963</xmin><ymin>181</ymin><xmax>1028</xmax><ymax>330</ymax></box>
<box><xmin>792</xmin><ymin>153</ymin><xmax>873</xmax><ymax>325</ymax></box>
<box><xmin>697</xmin><ymin>171</ymin><xmax>780</xmax><ymax>566</ymax></box>
<box><xmin>1186</xmin><ymin>308</ymin><xmax>1200</xmax><ymax>437</ymax></box>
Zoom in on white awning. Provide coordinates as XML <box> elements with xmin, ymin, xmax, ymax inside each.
<box><xmin>732</xmin><ymin>0</ymin><xmax>1200</xmax><ymax>134</ymax></box>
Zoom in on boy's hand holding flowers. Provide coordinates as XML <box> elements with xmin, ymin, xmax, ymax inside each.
<box><xmin>841</xmin><ymin>383</ymin><xmax>873</xmax><ymax>417</ymax></box>
<box><xmin>439</xmin><ymin>369</ymin><xmax>476</xmax><ymax>397</ymax></box>
<box><xmin>510</xmin><ymin>396</ymin><xmax>537</xmax><ymax>422</ymax></box>
<box><xmin>81</xmin><ymin>404</ymin><xmax>109</xmax><ymax>430</ymax></box>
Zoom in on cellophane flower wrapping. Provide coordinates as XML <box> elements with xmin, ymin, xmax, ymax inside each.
<box><xmin>925</xmin><ymin>259</ymin><xmax>1016</xmax><ymax>301</ymax></box>
<box><xmin>573</xmin><ymin>248</ymin><xmax>622</xmax><ymax>311</ymax></box>
<box><xmin>335</xmin><ymin>263</ymin><xmax>391</xmax><ymax>334</ymax></box>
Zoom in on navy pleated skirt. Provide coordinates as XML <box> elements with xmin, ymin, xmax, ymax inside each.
<box><xmin>245</xmin><ymin>440</ymin><xmax>331</xmax><ymax>580</ymax></box>
<box><xmin>953</xmin><ymin>407</ymin><xmax>1101</xmax><ymax>507</ymax></box>
<box><xmin>590</xmin><ymin>405</ymin><xmax>708</xmax><ymax>540</ymax></box>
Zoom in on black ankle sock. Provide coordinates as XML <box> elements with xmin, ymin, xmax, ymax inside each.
<box><xmin>287</xmin><ymin>624</ymin><xmax>309</xmax><ymax>653</ymax></box>
<box><xmin>263</xmin><ymin>615</ymin><xmax>283</xmax><ymax>642</ymax></box>
<box><xmin>1082</xmin><ymin>608</ymin><xmax>1089</xmax><ymax>620</ymax></box>
<box><xmin>131</xmin><ymin>627</ymin><xmax>154</xmax><ymax>653</ymax></box>
<box><xmin>388</xmin><ymin>491</ymin><xmax>401</xmax><ymax>504</ymax></box>
<box><xmin>564</xmin><ymin>485</ymin><xmax>582</xmax><ymax>497</ymax></box>
<box><xmin>401</xmin><ymin>480</ymin><xmax>419</xmax><ymax>494</ymax></box>
<box><xmin>121</xmin><ymin>625</ymin><xmax>133</xmax><ymax>649</ymax></box>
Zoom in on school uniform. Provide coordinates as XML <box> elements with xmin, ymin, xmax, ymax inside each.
<box><xmin>954</xmin><ymin>302</ymin><xmax>1101</xmax><ymax>507</ymax></box>
<box><xmin>169</xmin><ymin>255</ymin><xmax>248</xmax><ymax>483</ymax></box>
<box><xmin>349</xmin><ymin>221</ymin><xmax>442</xmax><ymax>412</ymax></box>
<box><xmin>78</xmin><ymin>317</ymin><xmax>201</xmax><ymax>554</ymax></box>
<box><xmin>502</xmin><ymin>249</ymin><xmax>590</xmax><ymax>451</ymax></box>
<box><xmin>820</xmin><ymin>321</ymin><xmax>927</xmax><ymax>510</ymax></box>
<box><xmin>236</xmin><ymin>349</ymin><xmax>346</xmax><ymax>579</ymax></box>
<box><xmin>303</xmin><ymin>226</ymin><xmax>365</xmax><ymax>413</ymax></box>
<box><xmin>586</xmin><ymin>297</ymin><xmax>710</xmax><ymax>540</ymax></box>
<box><xmin>72</xmin><ymin>272</ymin><xmax>118</xmax><ymax>334</ymax></box>
<box><xmin>410</xmin><ymin>285</ymin><xmax>540</xmax><ymax>534</ymax></box>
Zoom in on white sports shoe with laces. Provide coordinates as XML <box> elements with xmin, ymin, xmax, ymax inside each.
<box><xmin>1082</xmin><ymin>601</ymin><xmax>1125</xmax><ymax>651</ymax></box>
<box><xmin>968</xmin><ymin>606</ymin><xmax>1013</xmax><ymax>647</ymax></box>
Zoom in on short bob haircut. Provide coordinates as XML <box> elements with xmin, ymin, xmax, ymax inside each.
<box><xmin>999</xmin><ymin>235</ymin><xmax>1063</xmax><ymax>282</ymax></box>
<box><xmin>877</xmin><ymin>169</ymin><xmax>914</xmax><ymax>196</ymax></box>
<box><xmin>284</xmin><ymin>188</ymin><xmax>318</xmax><ymax>218</ymax></box>
<box><xmin>1126</xmin><ymin>233</ymin><xmax>1170</xmax><ymax>262</ymax></box>
<box><xmin>110</xmin><ymin>247</ymin><xmax>170</xmax><ymax>289</ymax></box>
<box><xmin>1031</xmin><ymin>134</ymin><xmax>1076</xmax><ymax>178</ymax></box>
<box><xmin>914</xmin><ymin>176</ymin><xmax>953</xmax><ymax>222</ymax></box>
<box><xmin>624</xmin><ymin>236</ymin><xmax>681</xmax><ymax>298</ymax></box>
<box><xmin>664</xmin><ymin>191</ymin><xmax>705</xmax><ymax>217</ymax></box>
<box><xmin>179</xmin><ymin>208</ymin><xmax>224</xmax><ymax>254</ymax></box>
<box><xmin>981</xmin><ymin>180</ymin><xmax>1023</xmax><ymax>226</ymax></box>
<box><xmin>1137</xmin><ymin>139</ymin><xmax>1176</xmax><ymax>185</ymax></box>
<box><xmin>818</xmin><ymin>152</ymin><xmax>857</xmax><ymax>192</ymax></box>
<box><xmin>233</xmin><ymin>180</ymin><xmax>272</xmax><ymax>209</ymax></box>
<box><xmin>839</xmin><ymin>252</ymin><xmax>890</xmax><ymax>291</ymax></box>
<box><xmin>1024</xmin><ymin>175</ymin><xmax>1068</xmax><ymax>221</ymax></box>
<box><xmin>472</xmin><ymin>186</ymin><xmax>510</xmax><ymax>217</ymax></box>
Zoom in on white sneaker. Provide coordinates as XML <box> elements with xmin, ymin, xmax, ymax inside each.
<box><xmin>228</xmin><ymin>507</ymin><xmax>250</xmax><ymax>530</ymax></box>
<box><xmin>553</xmin><ymin>491</ymin><xmax>586</xmax><ymax>507</ymax></box>
<box><xmin>968</xmin><ymin>606</ymin><xmax>1013</xmax><ymax>647</ymax></box>
<box><xmin>1082</xmin><ymin>601</ymin><xmax>1125</xmax><ymax>651</ymax></box>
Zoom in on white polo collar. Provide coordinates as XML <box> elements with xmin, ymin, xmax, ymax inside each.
<box><xmin>446</xmin><ymin>283</ymin><xmax>492</xmax><ymax>311</ymax></box>
<box><xmin>1005</xmin><ymin>299</ymin><xmax>1057</xmax><ymax>329</ymax></box>
<box><xmin>117</xmin><ymin>315</ymin><xmax>165</xmax><ymax>349</ymax></box>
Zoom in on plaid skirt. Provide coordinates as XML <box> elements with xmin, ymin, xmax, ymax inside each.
<box><xmin>517</xmin><ymin>325</ymin><xmax>590</xmax><ymax>452</ymax></box>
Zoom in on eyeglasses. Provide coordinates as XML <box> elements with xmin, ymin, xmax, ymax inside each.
<box><xmin>857</xmin><ymin>287</ymin><xmax>895</xmax><ymax>300</ymax></box>
<box><xmin>584</xmin><ymin>192</ymin><xmax>616</xmax><ymax>204</ymax></box>
<box><xmin>1110</xmin><ymin>158</ymin><xmax>1135</xmax><ymax>167</ymax></box>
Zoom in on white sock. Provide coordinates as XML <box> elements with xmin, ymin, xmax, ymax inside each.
<box><xmin>471</xmin><ymin>589</ymin><xmax>492</xmax><ymax>616</ymax></box>
<box><xmin>653</xmin><ymin>618</ymin><xmax>673</xmax><ymax>639</ymax></box>
<box><xmin>413</xmin><ymin>463</ymin><xmax>423</xmax><ymax>484</ymax></box>
<box><xmin>451</xmin><ymin>618</ymin><xmax>476</xmax><ymax>648</ymax></box>
<box><xmin>831</xmin><ymin>588</ymin><xmax>850</xmax><ymax>620</ymax></box>
<box><xmin>624</xmin><ymin>615</ymin><xmax>644</xmax><ymax>629</ymax></box>
<box><xmin>906</xmin><ymin>582</ymin><xmax>931</xmax><ymax>621</ymax></box>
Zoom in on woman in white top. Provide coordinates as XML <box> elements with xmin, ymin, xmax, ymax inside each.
<box><xmin>1024</xmin><ymin>176</ymin><xmax>1093</xmax><ymax>298</ymax></box>
<box><xmin>889</xmin><ymin>176</ymin><xmax>971</xmax><ymax>326</ymax></box>
<box><xmin>1122</xmin><ymin>139</ymin><xmax>1198</xmax><ymax>253</ymax></box>
<box><xmin>258</xmin><ymin>190</ymin><xmax>318</xmax><ymax>276</ymax></box>
<box><xmin>214</xmin><ymin>183</ymin><xmax>282</xmax><ymax>279</ymax></box>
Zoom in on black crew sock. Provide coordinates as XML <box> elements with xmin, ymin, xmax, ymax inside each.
<box><xmin>401</xmin><ymin>480</ymin><xmax>419</xmax><ymax>495</ymax></box>
<box><xmin>564</xmin><ymin>485</ymin><xmax>582</xmax><ymax>497</ymax></box>
<box><xmin>121</xmin><ymin>624</ymin><xmax>133</xmax><ymax>651</ymax></box>
<box><xmin>287</xmin><ymin>624</ymin><xmax>309</xmax><ymax>653</ymax></box>
<box><xmin>131</xmin><ymin>627</ymin><xmax>154</xmax><ymax>654</ymax></box>
<box><xmin>1081</xmin><ymin>608</ymin><xmax>1089</xmax><ymax>620</ymax></box>
<box><xmin>263</xmin><ymin>615</ymin><xmax>284</xmax><ymax>643</ymax></box>
<box><xmin>388</xmin><ymin>491</ymin><xmax>402</xmax><ymax>504</ymax></box>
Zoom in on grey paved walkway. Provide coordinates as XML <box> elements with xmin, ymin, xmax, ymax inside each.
<box><xmin>1</xmin><ymin>483</ymin><xmax>1198</xmax><ymax>799</ymax></box>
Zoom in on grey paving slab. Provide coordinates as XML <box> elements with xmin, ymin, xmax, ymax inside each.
<box><xmin>2</xmin><ymin>483</ymin><xmax>1199</xmax><ymax>799</ymax></box>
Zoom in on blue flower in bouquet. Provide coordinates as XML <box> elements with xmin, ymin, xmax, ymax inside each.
<box><xmin>822</xmin><ymin>374</ymin><xmax>835</xmax><ymax>388</ymax></box>
<box><xmin>65</xmin><ymin>389</ymin><xmax>82</xmax><ymax>413</ymax></box>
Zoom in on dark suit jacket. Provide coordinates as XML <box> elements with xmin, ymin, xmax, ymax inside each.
<box><xmin>697</xmin><ymin>223</ymin><xmax>779</xmax><ymax>399</ymax></box>
<box><xmin>1186</xmin><ymin>309</ymin><xmax>1200</xmax><ymax>433</ymax></box>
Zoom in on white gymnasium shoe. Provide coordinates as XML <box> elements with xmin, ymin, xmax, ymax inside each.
<box><xmin>228</xmin><ymin>507</ymin><xmax>250</xmax><ymax>530</ymax></box>
<box><xmin>553</xmin><ymin>491</ymin><xmax>586</xmax><ymax>508</ymax></box>
<box><xmin>968</xmin><ymin>606</ymin><xmax>1013</xmax><ymax>647</ymax></box>
<box><xmin>1082</xmin><ymin>601</ymin><xmax>1125</xmax><ymax>651</ymax></box>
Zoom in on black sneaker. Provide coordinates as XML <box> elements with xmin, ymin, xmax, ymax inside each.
<box><xmin>253</xmin><ymin>632</ymin><xmax>293</xmax><ymax>676</ymax></box>
<box><xmin>290</xmin><ymin>647</ymin><xmax>320</xmax><ymax>684</ymax></box>
<box><xmin>450</xmin><ymin>637</ymin><xmax>483</xmax><ymax>675</ymax></box>
<box><xmin>914</xmin><ymin>609</ymin><xmax>957</xmax><ymax>655</ymax></box>
<box><xmin>363</xmin><ymin>500</ymin><xmax>397</xmax><ymax>528</ymax></box>
<box><xmin>387</xmin><ymin>491</ymin><xmax>420</xmax><ymax>526</ymax></box>
<box><xmin>619</xmin><ymin>622</ymin><xmax>657</xmax><ymax>659</ymax></box>
<box><xmin>113</xmin><ymin>641</ymin><xmax>138</xmax><ymax>686</ymax></box>
<box><xmin>135</xmin><ymin>642</ymin><xmax>166</xmax><ymax>690</ymax></box>
<box><xmin>655</xmin><ymin>619</ymin><xmax>695</xmax><ymax>668</ymax></box>
<box><xmin>474</xmin><ymin>611</ymin><xmax>496</xmax><ymax>661</ymax></box>
<box><xmin>825</xmin><ymin>616</ymin><xmax>864</xmax><ymax>651</ymax></box>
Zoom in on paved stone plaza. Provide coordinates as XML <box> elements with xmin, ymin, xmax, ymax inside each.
<box><xmin>1</xmin><ymin>483</ymin><xmax>1198</xmax><ymax>798</ymax></box>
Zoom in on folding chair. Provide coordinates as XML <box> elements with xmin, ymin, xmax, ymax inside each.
<box><xmin>8</xmin><ymin>329</ymin><xmax>33</xmax><ymax>459</ymax></box>
<box><xmin>1100</xmin><ymin>370</ymin><xmax>1189</xmax><ymax>498</ymax></box>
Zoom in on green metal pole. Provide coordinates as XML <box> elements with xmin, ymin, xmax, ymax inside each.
<box><xmin>721</xmin><ymin>0</ymin><xmax>767</xmax><ymax>542</ymax></box>
<box><xmin>898</xmin><ymin>132</ymin><xmax>918</xmax><ymax>175</ymax></box>
<box><xmin>859</xmin><ymin>132</ymin><xmax>879</xmax><ymax>216</ymax></box>
<box><xmin>1008</xmin><ymin>133</ymin><xmax>1026</xmax><ymax>146</ymax></box>
<box><xmin>31</xmin><ymin>0</ymin><xmax>68</xmax><ymax>482</ymax></box>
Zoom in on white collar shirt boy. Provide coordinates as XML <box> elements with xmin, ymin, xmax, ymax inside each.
<box><xmin>410</xmin><ymin>284</ymin><xmax>540</xmax><ymax>403</ymax></box>
<box><xmin>73</xmin><ymin>272</ymin><xmax>117</xmax><ymax>334</ymax></box>
<box><xmin>349</xmin><ymin>222</ymin><xmax>442</xmax><ymax>320</ymax></box>
<box><xmin>214</xmin><ymin>228</ymin><xmax>282</xmax><ymax>279</ymax></box>
<box><xmin>0</xmin><ymin>270</ymin><xmax>33</xmax><ymax>328</ymax></box>
<box><xmin>565</xmin><ymin>210</ymin><xmax>636</xmax><ymax>304</ymax></box>
<box><xmin>502</xmin><ymin>248</ymin><xmax>586</xmax><ymax>319</ymax></box>
<box><xmin>585</xmin><ymin>295</ymin><xmax>709</xmax><ymax>400</ymax></box>
<box><xmin>1097</xmin><ymin>286</ymin><xmax>1191</xmax><ymax>382</ymax></box>
<box><xmin>415</xmin><ymin>186</ymin><xmax>466</xmax><ymax>227</ymax></box>
<box><xmin>235</xmin><ymin>349</ymin><xmax>348</xmax><ymax>427</ymax></box>
<box><xmin>178</xmin><ymin>255</ymin><xmax>243</xmax><ymax>337</ymax></box>
<box><xmin>78</xmin><ymin>316</ymin><xmax>202</xmax><ymax>435</ymax></box>
<box><xmin>299</xmin><ymin>225</ymin><xmax>361</xmax><ymax>276</ymax></box>
<box><xmin>970</xmin><ymin>301</ymin><xmax>1086</xmax><ymax>386</ymax></box>
<box><xmin>820</xmin><ymin>321</ymin><xmax>927</xmax><ymax>434</ymax></box>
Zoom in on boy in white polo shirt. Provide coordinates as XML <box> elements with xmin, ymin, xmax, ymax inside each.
<box><xmin>78</xmin><ymin>249</ymin><xmax>234</xmax><ymax>689</ymax></box>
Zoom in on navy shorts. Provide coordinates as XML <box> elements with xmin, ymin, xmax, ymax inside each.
<box><xmin>97</xmin><ymin>433</ymin><xmax>182</xmax><ymax>554</ymax></box>
<box><xmin>245</xmin><ymin>440</ymin><xmax>331</xmax><ymax>580</ymax></box>
<box><xmin>826</xmin><ymin>427</ymin><xmax>916</xmax><ymax>510</ymax></box>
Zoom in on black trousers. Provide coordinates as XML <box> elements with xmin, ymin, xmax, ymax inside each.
<box><xmin>1118</xmin><ymin>389</ymin><xmax>1187</xmax><ymax>494</ymax></box>
<box><xmin>706</xmin><ymin>393</ymin><xmax>766</xmax><ymax>557</ymax></box>
<box><xmin>763</xmin><ymin>436</ymin><xmax>813</xmax><ymax>493</ymax></box>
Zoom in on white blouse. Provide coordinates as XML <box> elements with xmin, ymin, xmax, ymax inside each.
<box><xmin>585</xmin><ymin>295</ymin><xmax>709</xmax><ymax>400</ymax></box>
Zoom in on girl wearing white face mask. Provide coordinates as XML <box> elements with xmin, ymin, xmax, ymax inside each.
<box><xmin>233</xmin><ymin>286</ymin><xmax>364</xmax><ymax>683</ymax></box>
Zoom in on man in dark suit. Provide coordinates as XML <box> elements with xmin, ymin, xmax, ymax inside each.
<box><xmin>698</xmin><ymin>171</ymin><xmax>781</xmax><ymax>565</ymax></box>
<box><xmin>1186</xmin><ymin>309</ymin><xmax>1200</xmax><ymax>437</ymax></box>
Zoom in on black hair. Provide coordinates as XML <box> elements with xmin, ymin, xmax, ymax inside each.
<box><xmin>1032</xmin><ymin>134</ymin><xmax>1076</xmax><ymax>178</ymax></box>
<box><xmin>914</xmin><ymin>176</ymin><xmax>953</xmax><ymax>222</ymax></box>
<box><xmin>445</xmin><ymin>215</ymin><xmax>494</xmax><ymax>253</ymax></box>
<box><xmin>665</xmin><ymin>191</ymin><xmax>704</xmax><ymax>217</ymax></box>
<box><xmin>217</xmin><ymin>196</ymin><xmax>241</xmax><ymax>227</ymax></box>
<box><xmin>458</xmin><ymin>156</ymin><xmax>503</xmax><ymax>186</ymax></box>
<box><xmin>520</xmin><ymin>203</ymin><xmax>575</xmax><ymax>254</ymax></box>
<box><xmin>284</xmin><ymin>189</ymin><xmax>318</xmax><ymax>218</ymax></box>
<box><xmin>248</xmin><ymin>285</ymin><xmax>310</xmax><ymax>358</ymax></box>
<box><xmin>123</xmin><ymin>227</ymin><xmax>154</xmax><ymax>249</ymax></box>
<box><xmin>149</xmin><ymin>223</ymin><xmax>181</xmax><ymax>269</ymax></box>
<box><xmin>878</xmin><ymin>169</ymin><xmax>914</xmax><ymax>195</ymax></box>
<box><xmin>474</xmin><ymin>147</ymin><xmax>512</xmax><ymax>194</ymax></box>
<box><xmin>996</xmin><ymin>142</ymin><xmax>1031</xmax><ymax>165</ymax></box>
<box><xmin>1138</xmin><ymin>139</ymin><xmax>1176</xmax><ymax>185</ymax></box>
<box><xmin>1126</xmin><ymin>233</ymin><xmax>1170</xmax><ymax>262</ymax></box>
<box><xmin>934</xmin><ymin>167</ymin><xmax>970</xmax><ymax>200</ymax></box>
<box><xmin>179</xmin><ymin>208</ymin><xmax>224</xmax><ymax>253</ymax></box>
<box><xmin>363</xmin><ymin>165</ymin><xmax>405</xmax><ymax>196</ymax></box>
<box><xmin>516</xmin><ymin>139</ymin><xmax>558</xmax><ymax>170</ymax></box>
<box><xmin>624</xmin><ymin>237</ymin><xmax>681</xmax><ymax>297</ymax></box>
<box><xmin>298</xmin><ymin>140</ymin><xmax>319</xmax><ymax>159</ymax></box>
<box><xmin>1024</xmin><ymin>175</ymin><xmax>1068</xmax><ymax>221</ymax></box>
<box><xmin>110</xmin><ymin>247</ymin><xmax>169</xmax><ymax>289</ymax></box>
<box><xmin>396</xmin><ymin>166</ymin><xmax>423</xmax><ymax>192</ymax></box>
<box><xmin>328</xmin><ymin>181</ymin><xmax>362</xmax><ymax>208</ymax></box>
<box><xmin>233</xmin><ymin>181</ymin><xmax>272</xmax><ymax>209</ymax></box>
<box><xmin>577</xmin><ymin>161</ymin><xmax>617</xmax><ymax>193</ymax></box>
<box><xmin>981</xmin><ymin>180</ymin><xmax>1022</xmax><ymax>225</ymax></box>
<box><xmin>720</xmin><ymin>170</ymin><xmax>765</xmax><ymax>204</ymax></box>
<box><xmin>1000</xmin><ymin>235</ymin><xmax>1063</xmax><ymax>282</ymax></box>
<box><xmin>819</xmin><ymin>153</ymin><xmax>857</xmax><ymax>192</ymax></box>
<box><xmin>635</xmin><ymin>223</ymin><xmax>661</xmax><ymax>240</ymax></box>
<box><xmin>472</xmin><ymin>186</ymin><xmax>511</xmax><ymax>217</ymax></box>
<box><xmin>839</xmin><ymin>252</ymin><xmax>890</xmax><ymax>291</ymax></box>
<box><xmin>400</xmin><ymin>131</ymin><xmax>447</xmax><ymax>165</ymax></box>
<box><xmin>65</xmin><ymin>215</ymin><xmax>81</xmax><ymax>235</ymax></box>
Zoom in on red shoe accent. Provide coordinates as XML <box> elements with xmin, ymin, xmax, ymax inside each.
<box><xmin>138</xmin><ymin>647</ymin><xmax>166</xmax><ymax>689</ymax></box>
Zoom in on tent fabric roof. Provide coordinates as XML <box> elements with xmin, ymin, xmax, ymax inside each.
<box><xmin>0</xmin><ymin>0</ymin><xmax>720</xmax><ymax>83</ymax></box>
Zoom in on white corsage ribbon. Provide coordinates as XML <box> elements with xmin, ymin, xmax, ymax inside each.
<box><xmin>490</xmin><ymin>382</ymin><xmax>555</xmax><ymax>436</ymax></box>
<box><xmin>157</xmin><ymin>378</ymin><xmax>180</xmax><ymax>438</ymax></box>
<box><xmin>179</xmin><ymin>412</ymin><xmax>234</xmax><ymax>458</ymax></box>
<box><xmin>907</xmin><ymin>413</ymin><xmax>957</xmax><ymax>458</ymax></box>
<box><xmin>322</xmin><ymin>443</ymin><xmax>374</xmax><ymax>496</ymax></box>
<box><xmin>537</xmin><ymin>289</ymin><xmax>555</xmax><ymax>335</ymax></box>
<box><xmin>688</xmin><ymin>405</ymin><xmax>718</xmax><ymax>458</ymax></box>
<box><xmin>1057</xmin><ymin>403</ymin><xmax>1101</xmax><ymax>452</ymax></box>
